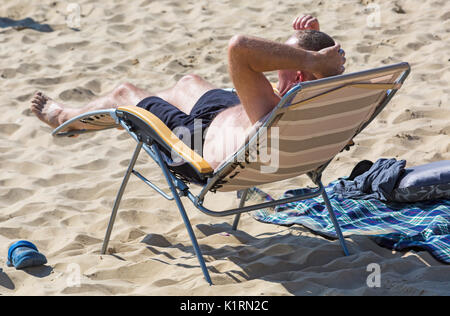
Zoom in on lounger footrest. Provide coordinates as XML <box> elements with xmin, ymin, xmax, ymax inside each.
<box><xmin>51</xmin><ymin>109</ymin><xmax>119</xmax><ymax>137</ymax></box>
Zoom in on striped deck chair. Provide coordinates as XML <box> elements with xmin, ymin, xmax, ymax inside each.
<box><xmin>52</xmin><ymin>62</ymin><xmax>410</xmax><ymax>285</ymax></box>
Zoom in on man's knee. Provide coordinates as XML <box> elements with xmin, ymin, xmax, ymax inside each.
<box><xmin>176</xmin><ymin>74</ymin><xmax>203</xmax><ymax>88</ymax></box>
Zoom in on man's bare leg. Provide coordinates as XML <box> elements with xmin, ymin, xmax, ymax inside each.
<box><xmin>155</xmin><ymin>74</ymin><xmax>217</xmax><ymax>114</ymax></box>
<box><xmin>30</xmin><ymin>82</ymin><xmax>152</xmax><ymax>130</ymax></box>
<box><xmin>31</xmin><ymin>75</ymin><xmax>217</xmax><ymax>130</ymax></box>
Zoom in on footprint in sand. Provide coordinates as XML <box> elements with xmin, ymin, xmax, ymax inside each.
<box><xmin>59</xmin><ymin>87</ymin><xmax>95</xmax><ymax>102</ymax></box>
<box><xmin>0</xmin><ymin>123</ymin><xmax>21</xmax><ymax>136</ymax></box>
<box><xmin>0</xmin><ymin>188</ymin><xmax>34</xmax><ymax>206</ymax></box>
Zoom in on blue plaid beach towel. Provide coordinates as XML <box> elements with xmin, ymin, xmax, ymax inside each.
<box><xmin>250</xmin><ymin>181</ymin><xmax>450</xmax><ymax>263</ymax></box>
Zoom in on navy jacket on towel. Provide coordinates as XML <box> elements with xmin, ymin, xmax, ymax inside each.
<box><xmin>333</xmin><ymin>158</ymin><xmax>406</xmax><ymax>201</ymax></box>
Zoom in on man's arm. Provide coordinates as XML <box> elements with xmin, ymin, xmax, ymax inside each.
<box><xmin>277</xmin><ymin>15</ymin><xmax>321</xmax><ymax>96</ymax></box>
<box><xmin>228</xmin><ymin>34</ymin><xmax>344</xmax><ymax>123</ymax></box>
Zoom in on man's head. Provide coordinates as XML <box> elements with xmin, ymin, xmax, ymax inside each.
<box><xmin>287</xmin><ymin>29</ymin><xmax>335</xmax><ymax>52</ymax></box>
<box><xmin>278</xmin><ymin>30</ymin><xmax>337</xmax><ymax>94</ymax></box>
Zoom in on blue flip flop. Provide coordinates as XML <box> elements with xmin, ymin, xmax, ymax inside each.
<box><xmin>7</xmin><ymin>241</ymin><xmax>47</xmax><ymax>269</ymax></box>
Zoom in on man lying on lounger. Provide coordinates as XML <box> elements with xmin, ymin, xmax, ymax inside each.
<box><xmin>31</xmin><ymin>14</ymin><xmax>346</xmax><ymax>169</ymax></box>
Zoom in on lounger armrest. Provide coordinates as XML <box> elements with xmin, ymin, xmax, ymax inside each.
<box><xmin>117</xmin><ymin>106</ymin><xmax>213</xmax><ymax>175</ymax></box>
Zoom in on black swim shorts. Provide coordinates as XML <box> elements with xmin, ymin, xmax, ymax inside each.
<box><xmin>136</xmin><ymin>89</ymin><xmax>241</xmax><ymax>156</ymax></box>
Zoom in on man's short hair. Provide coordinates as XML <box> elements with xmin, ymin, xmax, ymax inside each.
<box><xmin>289</xmin><ymin>30</ymin><xmax>335</xmax><ymax>51</ymax></box>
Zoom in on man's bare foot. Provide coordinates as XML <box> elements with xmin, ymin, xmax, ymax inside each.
<box><xmin>30</xmin><ymin>92</ymin><xmax>67</xmax><ymax>129</ymax></box>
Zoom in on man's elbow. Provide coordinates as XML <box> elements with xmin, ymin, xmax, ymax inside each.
<box><xmin>228</xmin><ymin>34</ymin><xmax>249</xmax><ymax>54</ymax></box>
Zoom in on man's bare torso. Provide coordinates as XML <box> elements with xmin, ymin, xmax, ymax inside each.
<box><xmin>203</xmin><ymin>102</ymin><xmax>254</xmax><ymax>170</ymax></box>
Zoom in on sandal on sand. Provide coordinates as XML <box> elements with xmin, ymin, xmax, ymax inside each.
<box><xmin>7</xmin><ymin>241</ymin><xmax>47</xmax><ymax>269</ymax></box>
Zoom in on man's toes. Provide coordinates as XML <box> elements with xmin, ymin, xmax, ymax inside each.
<box><xmin>31</xmin><ymin>95</ymin><xmax>45</xmax><ymax>110</ymax></box>
<box><xmin>31</xmin><ymin>97</ymin><xmax>43</xmax><ymax>106</ymax></box>
<box><xmin>34</xmin><ymin>92</ymin><xmax>48</xmax><ymax>102</ymax></box>
<box><xmin>39</xmin><ymin>92</ymin><xmax>49</xmax><ymax>100</ymax></box>
<box><xmin>32</xmin><ymin>95</ymin><xmax>47</xmax><ymax>107</ymax></box>
<box><xmin>33</xmin><ymin>92</ymin><xmax>42</xmax><ymax>100</ymax></box>
<box><xmin>35</xmin><ymin>94</ymin><xmax>46</xmax><ymax>103</ymax></box>
<box><xmin>30</xmin><ymin>104</ymin><xmax>41</xmax><ymax>114</ymax></box>
<box><xmin>31</xmin><ymin>102</ymin><xmax>43</xmax><ymax>110</ymax></box>
<box><xmin>31</xmin><ymin>104</ymin><xmax>42</xmax><ymax>113</ymax></box>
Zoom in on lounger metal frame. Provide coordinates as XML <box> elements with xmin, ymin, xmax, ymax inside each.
<box><xmin>52</xmin><ymin>63</ymin><xmax>411</xmax><ymax>285</ymax></box>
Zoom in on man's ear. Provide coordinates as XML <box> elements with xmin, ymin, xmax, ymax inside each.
<box><xmin>297</xmin><ymin>71</ymin><xmax>304</xmax><ymax>83</ymax></box>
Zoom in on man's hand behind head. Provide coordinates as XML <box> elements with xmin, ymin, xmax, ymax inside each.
<box><xmin>293</xmin><ymin>15</ymin><xmax>320</xmax><ymax>31</ymax></box>
<box><xmin>313</xmin><ymin>43</ymin><xmax>346</xmax><ymax>78</ymax></box>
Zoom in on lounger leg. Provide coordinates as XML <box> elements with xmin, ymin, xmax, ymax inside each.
<box><xmin>232</xmin><ymin>189</ymin><xmax>249</xmax><ymax>231</ymax></box>
<box><xmin>321</xmin><ymin>188</ymin><xmax>350</xmax><ymax>256</ymax></box>
<box><xmin>152</xmin><ymin>145</ymin><xmax>213</xmax><ymax>285</ymax></box>
<box><xmin>101</xmin><ymin>142</ymin><xmax>143</xmax><ymax>255</ymax></box>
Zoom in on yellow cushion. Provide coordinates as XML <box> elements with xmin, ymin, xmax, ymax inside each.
<box><xmin>117</xmin><ymin>106</ymin><xmax>213</xmax><ymax>174</ymax></box>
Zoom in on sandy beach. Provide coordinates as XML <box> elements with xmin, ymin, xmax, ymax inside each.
<box><xmin>0</xmin><ymin>0</ymin><xmax>449</xmax><ymax>295</ymax></box>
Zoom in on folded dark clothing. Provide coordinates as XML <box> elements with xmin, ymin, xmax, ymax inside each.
<box><xmin>0</xmin><ymin>17</ymin><xmax>53</xmax><ymax>32</ymax></box>
<box><xmin>348</xmin><ymin>160</ymin><xmax>374</xmax><ymax>181</ymax></box>
<box><xmin>333</xmin><ymin>158</ymin><xmax>406</xmax><ymax>201</ymax></box>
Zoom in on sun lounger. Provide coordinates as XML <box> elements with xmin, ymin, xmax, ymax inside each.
<box><xmin>52</xmin><ymin>62</ymin><xmax>411</xmax><ymax>284</ymax></box>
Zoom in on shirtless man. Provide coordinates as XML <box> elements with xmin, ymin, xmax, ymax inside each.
<box><xmin>31</xmin><ymin>15</ymin><xmax>345</xmax><ymax>169</ymax></box>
